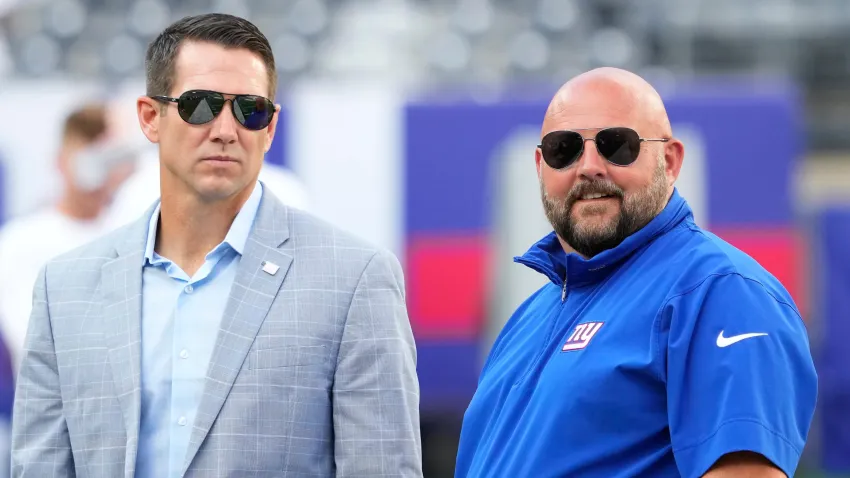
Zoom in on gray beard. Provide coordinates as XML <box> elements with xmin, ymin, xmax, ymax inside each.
<box><xmin>541</xmin><ymin>157</ymin><xmax>669</xmax><ymax>258</ymax></box>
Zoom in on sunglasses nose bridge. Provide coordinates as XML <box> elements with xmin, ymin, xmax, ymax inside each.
<box><xmin>574</xmin><ymin>136</ymin><xmax>610</xmax><ymax>175</ymax></box>
<box><xmin>578</xmin><ymin>136</ymin><xmax>605</xmax><ymax>161</ymax></box>
<box><xmin>207</xmin><ymin>97</ymin><xmax>241</xmax><ymax>140</ymax></box>
<box><xmin>212</xmin><ymin>94</ymin><xmax>245</xmax><ymax>121</ymax></box>
<box><xmin>219</xmin><ymin>96</ymin><xmax>236</xmax><ymax>111</ymax></box>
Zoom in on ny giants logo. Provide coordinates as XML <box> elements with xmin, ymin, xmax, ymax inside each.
<box><xmin>562</xmin><ymin>321</ymin><xmax>604</xmax><ymax>351</ymax></box>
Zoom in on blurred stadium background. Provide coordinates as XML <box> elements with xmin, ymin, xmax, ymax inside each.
<box><xmin>0</xmin><ymin>0</ymin><xmax>849</xmax><ymax>476</ymax></box>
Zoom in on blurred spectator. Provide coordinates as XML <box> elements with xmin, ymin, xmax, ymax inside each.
<box><xmin>0</xmin><ymin>103</ymin><xmax>135</xmax><ymax>372</ymax></box>
<box><xmin>0</xmin><ymin>0</ymin><xmax>19</xmax><ymax>79</ymax></box>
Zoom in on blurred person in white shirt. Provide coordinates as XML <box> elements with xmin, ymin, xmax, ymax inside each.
<box><xmin>0</xmin><ymin>103</ymin><xmax>135</xmax><ymax>372</ymax></box>
<box><xmin>0</xmin><ymin>0</ymin><xmax>19</xmax><ymax>79</ymax></box>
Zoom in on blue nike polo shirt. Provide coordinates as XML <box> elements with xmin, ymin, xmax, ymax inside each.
<box><xmin>456</xmin><ymin>189</ymin><xmax>817</xmax><ymax>478</ymax></box>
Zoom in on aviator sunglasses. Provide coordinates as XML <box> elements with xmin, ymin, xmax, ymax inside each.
<box><xmin>151</xmin><ymin>90</ymin><xmax>276</xmax><ymax>131</ymax></box>
<box><xmin>538</xmin><ymin>127</ymin><xmax>669</xmax><ymax>169</ymax></box>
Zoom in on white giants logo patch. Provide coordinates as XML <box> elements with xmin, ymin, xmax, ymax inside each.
<box><xmin>562</xmin><ymin>322</ymin><xmax>604</xmax><ymax>352</ymax></box>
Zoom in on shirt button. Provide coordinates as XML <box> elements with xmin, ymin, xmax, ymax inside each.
<box><xmin>178</xmin><ymin>416</ymin><xmax>187</xmax><ymax>426</ymax></box>
<box><xmin>185</xmin><ymin>285</ymin><xmax>193</xmax><ymax>294</ymax></box>
<box><xmin>179</xmin><ymin>349</ymin><xmax>189</xmax><ymax>359</ymax></box>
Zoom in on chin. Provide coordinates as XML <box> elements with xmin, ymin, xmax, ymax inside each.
<box><xmin>192</xmin><ymin>177</ymin><xmax>248</xmax><ymax>201</ymax></box>
<box><xmin>573</xmin><ymin>210</ymin><xmax>618</xmax><ymax>227</ymax></box>
<box><xmin>575</xmin><ymin>223</ymin><xmax>614</xmax><ymax>240</ymax></box>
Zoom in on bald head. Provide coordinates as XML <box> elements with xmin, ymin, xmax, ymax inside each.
<box><xmin>542</xmin><ymin>67</ymin><xmax>672</xmax><ymax>139</ymax></box>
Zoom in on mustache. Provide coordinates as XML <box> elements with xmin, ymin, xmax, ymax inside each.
<box><xmin>567</xmin><ymin>180</ymin><xmax>624</xmax><ymax>204</ymax></box>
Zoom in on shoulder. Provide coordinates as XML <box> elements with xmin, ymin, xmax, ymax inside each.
<box><xmin>283</xmin><ymin>206</ymin><xmax>402</xmax><ymax>279</ymax></box>
<box><xmin>39</xmin><ymin>223</ymin><xmax>130</xmax><ymax>290</ymax></box>
<box><xmin>650</xmin><ymin>224</ymin><xmax>803</xmax><ymax>332</ymax></box>
<box><xmin>655</xmin><ymin>223</ymin><xmax>795</xmax><ymax>307</ymax></box>
<box><xmin>286</xmin><ymin>207</ymin><xmax>384</xmax><ymax>256</ymax></box>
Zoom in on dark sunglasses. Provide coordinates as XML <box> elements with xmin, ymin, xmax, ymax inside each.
<box><xmin>151</xmin><ymin>90</ymin><xmax>276</xmax><ymax>131</ymax></box>
<box><xmin>538</xmin><ymin>127</ymin><xmax>669</xmax><ymax>169</ymax></box>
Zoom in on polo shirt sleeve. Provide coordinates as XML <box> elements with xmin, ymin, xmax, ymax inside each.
<box><xmin>662</xmin><ymin>273</ymin><xmax>817</xmax><ymax>478</ymax></box>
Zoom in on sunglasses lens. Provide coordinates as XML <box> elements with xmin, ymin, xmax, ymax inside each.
<box><xmin>540</xmin><ymin>131</ymin><xmax>584</xmax><ymax>169</ymax></box>
<box><xmin>178</xmin><ymin>91</ymin><xmax>225</xmax><ymax>125</ymax></box>
<box><xmin>596</xmin><ymin>127</ymin><xmax>641</xmax><ymax>166</ymax></box>
<box><xmin>233</xmin><ymin>95</ymin><xmax>275</xmax><ymax>130</ymax></box>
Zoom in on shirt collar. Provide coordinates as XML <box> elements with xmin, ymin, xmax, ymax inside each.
<box><xmin>143</xmin><ymin>181</ymin><xmax>264</xmax><ymax>263</ymax></box>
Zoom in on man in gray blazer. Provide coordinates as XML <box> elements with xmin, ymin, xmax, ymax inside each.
<box><xmin>11</xmin><ymin>13</ymin><xmax>422</xmax><ymax>478</ymax></box>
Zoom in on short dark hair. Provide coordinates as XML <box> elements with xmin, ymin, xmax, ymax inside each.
<box><xmin>145</xmin><ymin>13</ymin><xmax>277</xmax><ymax>99</ymax></box>
<box><xmin>63</xmin><ymin>104</ymin><xmax>108</xmax><ymax>143</ymax></box>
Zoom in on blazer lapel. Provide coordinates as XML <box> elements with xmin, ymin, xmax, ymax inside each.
<box><xmin>182</xmin><ymin>189</ymin><xmax>292</xmax><ymax>475</ymax></box>
<box><xmin>102</xmin><ymin>207</ymin><xmax>155</xmax><ymax>478</ymax></box>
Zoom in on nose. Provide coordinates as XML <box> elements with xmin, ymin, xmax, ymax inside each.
<box><xmin>575</xmin><ymin>138</ymin><xmax>607</xmax><ymax>180</ymax></box>
<box><xmin>209</xmin><ymin>100</ymin><xmax>238</xmax><ymax>144</ymax></box>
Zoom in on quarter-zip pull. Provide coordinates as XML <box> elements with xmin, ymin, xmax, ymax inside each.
<box><xmin>561</xmin><ymin>280</ymin><xmax>567</xmax><ymax>302</ymax></box>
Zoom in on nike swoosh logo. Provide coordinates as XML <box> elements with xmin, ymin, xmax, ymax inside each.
<box><xmin>716</xmin><ymin>331</ymin><xmax>768</xmax><ymax>348</ymax></box>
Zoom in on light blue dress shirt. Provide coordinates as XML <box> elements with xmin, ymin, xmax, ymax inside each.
<box><xmin>135</xmin><ymin>182</ymin><xmax>263</xmax><ymax>478</ymax></box>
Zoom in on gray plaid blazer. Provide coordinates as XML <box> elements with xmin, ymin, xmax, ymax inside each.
<box><xmin>11</xmin><ymin>185</ymin><xmax>422</xmax><ymax>477</ymax></box>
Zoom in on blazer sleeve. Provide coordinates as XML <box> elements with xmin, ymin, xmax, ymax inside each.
<box><xmin>332</xmin><ymin>248</ymin><xmax>423</xmax><ymax>477</ymax></box>
<box><xmin>11</xmin><ymin>265</ymin><xmax>75</xmax><ymax>478</ymax></box>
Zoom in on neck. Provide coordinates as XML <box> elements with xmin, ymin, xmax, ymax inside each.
<box><xmin>56</xmin><ymin>191</ymin><xmax>104</xmax><ymax>221</ymax></box>
<box><xmin>557</xmin><ymin>235</ymin><xmax>586</xmax><ymax>259</ymax></box>
<box><xmin>155</xmin><ymin>184</ymin><xmax>254</xmax><ymax>277</ymax></box>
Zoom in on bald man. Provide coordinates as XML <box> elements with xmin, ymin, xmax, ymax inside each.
<box><xmin>455</xmin><ymin>68</ymin><xmax>817</xmax><ymax>478</ymax></box>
